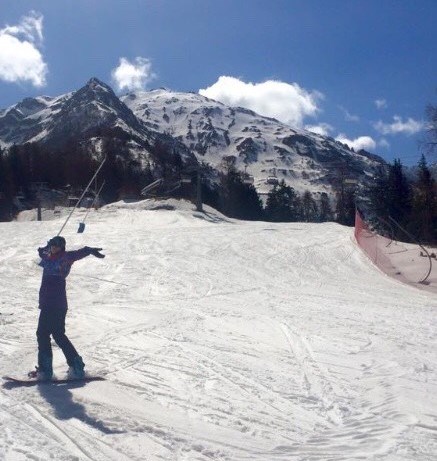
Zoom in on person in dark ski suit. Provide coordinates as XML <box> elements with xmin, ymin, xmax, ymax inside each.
<box><xmin>35</xmin><ymin>235</ymin><xmax>105</xmax><ymax>379</ymax></box>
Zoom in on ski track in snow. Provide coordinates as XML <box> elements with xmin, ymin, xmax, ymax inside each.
<box><xmin>0</xmin><ymin>200</ymin><xmax>436</xmax><ymax>460</ymax></box>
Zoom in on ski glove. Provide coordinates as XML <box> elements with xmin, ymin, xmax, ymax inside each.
<box><xmin>86</xmin><ymin>247</ymin><xmax>105</xmax><ymax>258</ymax></box>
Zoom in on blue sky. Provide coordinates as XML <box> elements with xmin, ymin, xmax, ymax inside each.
<box><xmin>1</xmin><ymin>0</ymin><xmax>436</xmax><ymax>165</ymax></box>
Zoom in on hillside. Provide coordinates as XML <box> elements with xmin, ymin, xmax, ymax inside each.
<box><xmin>0</xmin><ymin>79</ymin><xmax>384</xmax><ymax>199</ymax></box>
<box><xmin>0</xmin><ymin>78</ymin><xmax>194</xmax><ymax>171</ymax></box>
<box><xmin>122</xmin><ymin>89</ymin><xmax>384</xmax><ymax>195</ymax></box>
<box><xmin>0</xmin><ymin>200</ymin><xmax>435</xmax><ymax>460</ymax></box>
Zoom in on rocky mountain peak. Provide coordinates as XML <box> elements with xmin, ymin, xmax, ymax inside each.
<box><xmin>37</xmin><ymin>78</ymin><xmax>145</xmax><ymax>147</ymax></box>
<box><xmin>83</xmin><ymin>77</ymin><xmax>115</xmax><ymax>96</ymax></box>
<box><xmin>87</xmin><ymin>76</ymin><xmax>109</xmax><ymax>86</ymax></box>
<box><xmin>68</xmin><ymin>77</ymin><xmax>119</xmax><ymax>108</ymax></box>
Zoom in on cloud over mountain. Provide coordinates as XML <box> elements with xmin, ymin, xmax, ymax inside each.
<box><xmin>335</xmin><ymin>134</ymin><xmax>376</xmax><ymax>152</ymax></box>
<box><xmin>0</xmin><ymin>11</ymin><xmax>47</xmax><ymax>87</ymax></box>
<box><xmin>305</xmin><ymin>123</ymin><xmax>333</xmax><ymax>137</ymax></box>
<box><xmin>199</xmin><ymin>76</ymin><xmax>323</xmax><ymax>128</ymax></box>
<box><xmin>111</xmin><ymin>57</ymin><xmax>156</xmax><ymax>91</ymax></box>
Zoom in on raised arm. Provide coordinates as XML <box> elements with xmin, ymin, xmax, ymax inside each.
<box><xmin>66</xmin><ymin>246</ymin><xmax>105</xmax><ymax>263</ymax></box>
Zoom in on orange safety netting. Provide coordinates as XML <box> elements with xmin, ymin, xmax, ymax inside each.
<box><xmin>354</xmin><ymin>210</ymin><xmax>435</xmax><ymax>290</ymax></box>
<box><xmin>354</xmin><ymin>210</ymin><xmax>398</xmax><ymax>276</ymax></box>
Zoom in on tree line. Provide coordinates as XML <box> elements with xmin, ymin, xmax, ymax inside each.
<box><xmin>0</xmin><ymin>139</ymin><xmax>153</xmax><ymax>219</ymax></box>
<box><xmin>0</xmin><ymin>139</ymin><xmax>337</xmax><ymax>224</ymax></box>
<box><xmin>0</xmin><ymin>137</ymin><xmax>436</xmax><ymax>245</ymax></box>
<box><xmin>365</xmin><ymin>154</ymin><xmax>436</xmax><ymax>244</ymax></box>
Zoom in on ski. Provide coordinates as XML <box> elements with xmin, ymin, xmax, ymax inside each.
<box><xmin>3</xmin><ymin>375</ymin><xmax>105</xmax><ymax>386</ymax></box>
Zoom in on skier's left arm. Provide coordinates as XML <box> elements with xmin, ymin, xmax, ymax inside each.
<box><xmin>38</xmin><ymin>244</ymin><xmax>51</xmax><ymax>261</ymax></box>
<box><xmin>66</xmin><ymin>246</ymin><xmax>106</xmax><ymax>262</ymax></box>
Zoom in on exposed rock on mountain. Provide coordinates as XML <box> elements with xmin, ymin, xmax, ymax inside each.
<box><xmin>121</xmin><ymin>89</ymin><xmax>385</xmax><ymax>195</ymax></box>
<box><xmin>0</xmin><ymin>79</ymin><xmax>385</xmax><ymax>197</ymax></box>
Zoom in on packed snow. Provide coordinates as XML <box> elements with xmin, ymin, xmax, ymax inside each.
<box><xmin>0</xmin><ymin>200</ymin><xmax>436</xmax><ymax>461</ymax></box>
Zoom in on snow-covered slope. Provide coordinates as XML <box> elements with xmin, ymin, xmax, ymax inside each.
<box><xmin>0</xmin><ymin>92</ymin><xmax>73</xmax><ymax>145</ymax></box>
<box><xmin>122</xmin><ymin>89</ymin><xmax>383</xmax><ymax>195</ymax></box>
<box><xmin>0</xmin><ymin>201</ymin><xmax>435</xmax><ymax>460</ymax></box>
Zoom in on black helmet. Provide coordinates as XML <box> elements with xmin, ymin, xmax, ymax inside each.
<box><xmin>48</xmin><ymin>236</ymin><xmax>66</xmax><ymax>250</ymax></box>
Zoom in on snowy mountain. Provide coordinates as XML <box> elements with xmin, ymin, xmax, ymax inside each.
<box><xmin>0</xmin><ymin>78</ymin><xmax>152</xmax><ymax>147</ymax></box>
<box><xmin>0</xmin><ymin>79</ymin><xmax>385</xmax><ymax>196</ymax></box>
<box><xmin>121</xmin><ymin>89</ymin><xmax>385</xmax><ymax>195</ymax></box>
<box><xmin>0</xmin><ymin>92</ymin><xmax>72</xmax><ymax>147</ymax></box>
<box><xmin>1</xmin><ymin>200</ymin><xmax>435</xmax><ymax>460</ymax></box>
<box><xmin>0</xmin><ymin>78</ymin><xmax>194</xmax><ymax>168</ymax></box>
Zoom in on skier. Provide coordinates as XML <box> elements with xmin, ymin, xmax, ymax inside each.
<box><xmin>32</xmin><ymin>236</ymin><xmax>105</xmax><ymax>380</ymax></box>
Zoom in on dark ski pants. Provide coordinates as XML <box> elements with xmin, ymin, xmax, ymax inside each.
<box><xmin>36</xmin><ymin>308</ymin><xmax>79</xmax><ymax>367</ymax></box>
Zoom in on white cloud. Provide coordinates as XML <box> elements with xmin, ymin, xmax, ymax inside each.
<box><xmin>199</xmin><ymin>76</ymin><xmax>323</xmax><ymax>127</ymax></box>
<box><xmin>373</xmin><ymin>115</ymin><xmax>424</xmax><ymax>136</ymax></box>
<box><xmin>0</xmin><ymin>11</ymin><xmax>47</xmax><ymax>87</ymax></box>
<box><xmin>378</xmin><ymin>138</ymin><xmax>390</xmax><ymax>149</ymax></box>
<box><xmin>111</xmin><ymin>57</ymin><xmax>156</xmax><ymax>92</ymax></box>
<box><xmin>305</xmin><ymin>123</ymin><xmax>333</xmax><ymax>137</ymax></box>
<box><xmin>338</xmin><ymin>105</ymin><xmax>360</xmax><ymax>122</ymax></box>
<box><xmin>2</xmin><ymin>10</ymin><xmax>43</xmax><ymax>44</ymax></box>
<box><xmin>375</xmin><ymin>99</ymin><xmax>387</xmax><ymax>110</ymax></box>
<box><xmin>335</xmin><ymin>134</ymin><xmax>377</xmax><ymax>152</ymax></box>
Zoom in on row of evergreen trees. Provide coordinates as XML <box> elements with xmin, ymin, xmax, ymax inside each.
<box><xmin>1</xmin><ymin>140</ymin><xmax>436</xmax><ymax>244</ymax></box>
<box><xmin>210</xmin><ymin>165</ymin><xmax>335</xmax><ymax>223</ymax></box>
<box><xmin>0</xmin><ymin>141</ymin><xmax>338</xmax><ymax>224</ymax></box>
<box><xmin>0</xmin><ymin>141</ymin><xmax>153</xmax><ymax>219</ymax></box>
<box><xmin>366</xmin><ymin>155</ymin><xmax>436</xmax><ymax>243</ymax></box>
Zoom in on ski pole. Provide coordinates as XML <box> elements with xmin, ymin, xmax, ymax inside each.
<box><xmin>78</xmin><ymin>180</ymin><xmax>105</xmax><ymax>233</ymax></box>
<box><xmin>57</xmin><ymin>157</ymin><xmax>106</xmax><ymax>236</ymax></box>
<box><xmin>74</xmin><ymin>274</ymin><xmax>130</xmax><ymax>287</ymax></box>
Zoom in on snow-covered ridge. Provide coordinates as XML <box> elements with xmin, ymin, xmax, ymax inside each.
<box><xmin>122</xmin><ymin>88</ymin><xmax>383</xmax><ymax>195</ymax></box>
<box><xmin>0</xmin><ymin>79</ymin><xmax>384</xmax><ymax>198</ymax></box>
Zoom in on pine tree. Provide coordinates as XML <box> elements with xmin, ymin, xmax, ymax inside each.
<box><xmin>387</xmin><ymin>159</ymin><xmax>411</xmax><ymax>228</ymax></box>
<box><xmin>410</xmin><ymin>154</ymin><xmax>437</xmax><ymax>242</ymax></box>
<box><xmin>318</xmin><ymin>193</ymin><xmax>333</xmax><ymax>222</ymax></box>
<box><xmin>0</xmin><ymin>148</ymin><xmax>15</xmax><ymax>221</ymax></box>
<box><xmin>368</xmin><ymin>165</ymin><xmax>389</xmax><ymax>216</ymax></box>
<box><xmin>367</xmin><ymin>160</ymin><xmax>411</xmax><ymax>230</ymax></box>
<box><xmin>218</xmin><ymin>165</ymin><xmax>263</xmax><ymax>220</ymax></box>
<box><xmin>265</xmin><ymin>180</ymin><xmax>301</xmax><ymax>222</ymax></box>
<box><xmin>301</xmin><ymin>190</ymin><xmax>318</xmax><ymax>222</ymax></box>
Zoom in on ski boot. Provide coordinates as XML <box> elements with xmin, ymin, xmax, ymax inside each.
<box><xmin>68</xmin><ymin>356</ymin><xmax>85</xmax><ymax>379</ymax></box>
<box><xmin>32</xmin><ymin>353</ymin><xmax>53</xmax><ymax>380</ymax></box>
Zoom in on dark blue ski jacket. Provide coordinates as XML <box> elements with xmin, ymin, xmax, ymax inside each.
<box><xmin>38</xmin><ymin>245</ymin><xmax>94</xmax><ymax>310</ymax></box>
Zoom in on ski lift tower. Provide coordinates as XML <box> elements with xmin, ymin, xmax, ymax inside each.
<box><xmin>243</xmin><ymin>165</ymin><xmax>254</xmax><ymax>184</ymax></box>
<box><xmin>30</xmin><ymin>182</ymin><xmax>48</xmax><ymax>221</ymax></box>
<box><xmin>180</xmin><ymin>163</ymin><xmax>203</xmax><ymax>212</ymax></box>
